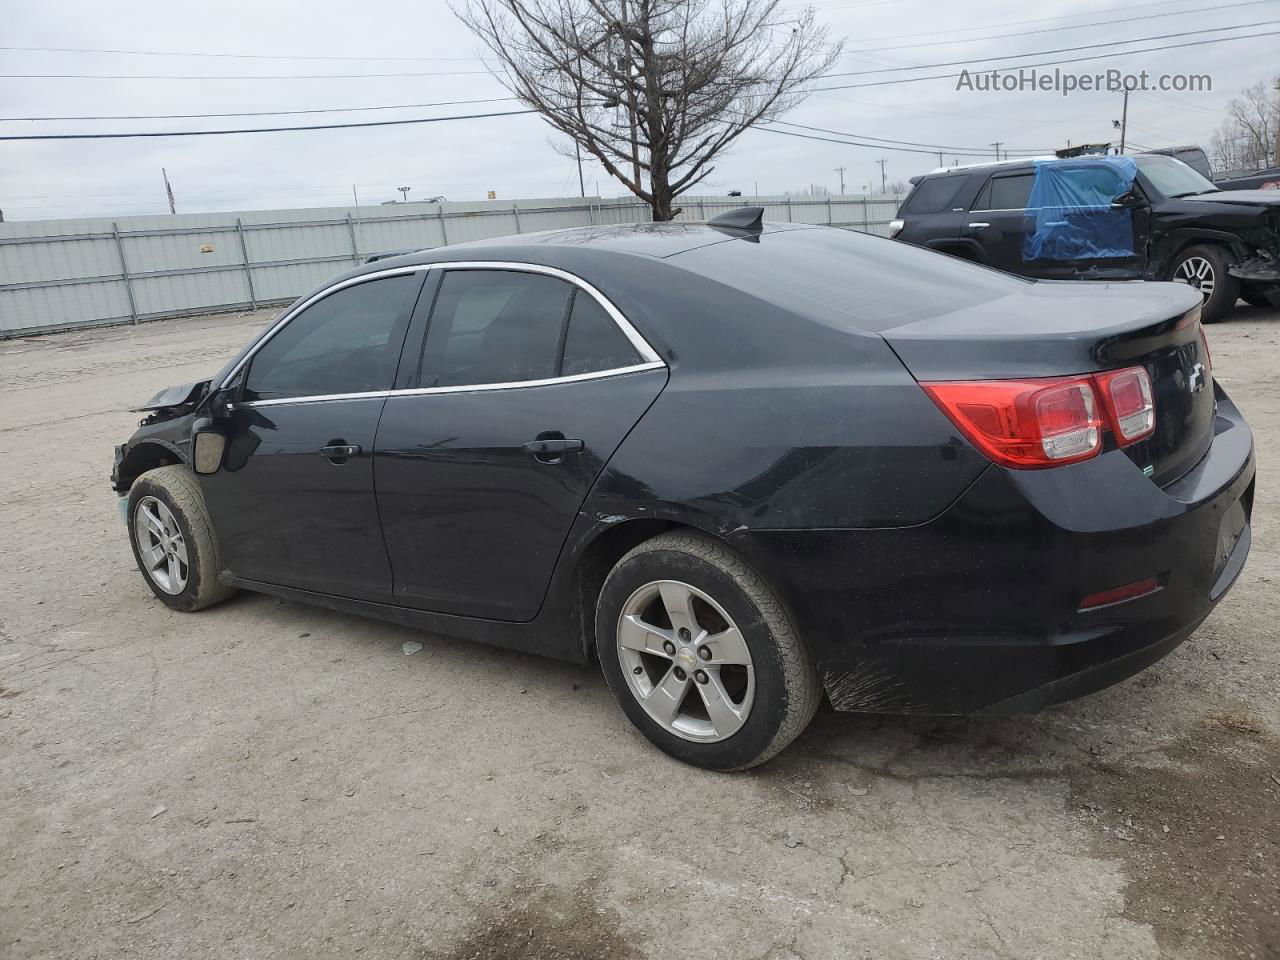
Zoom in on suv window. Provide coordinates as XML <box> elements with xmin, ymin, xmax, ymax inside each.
<box><xmin>244</xmin><ymin>274</ymin><xmax>420</xmax><ymax>401</ymax></box>
<box><xmin>973</xmin><ymin>173</ymin><xmax>1033</xmax><ymax>211</ymax></box>
<box><xmin>903</xmin><ymin>175</ymin><xmax>967</xmax><ymax>214</ymax></box>
<box><xmin>560</xmin><ymin>292</ymin><xmax>641</xmax><ymax>376</ymax></box>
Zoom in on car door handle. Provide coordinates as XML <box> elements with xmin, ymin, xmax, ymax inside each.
<box><xmin>319</xmin><ymin>443</ymin><xmax>361</xmax><ymax>463</ymax></box>
<box><xmin>522</xmin><ymin>437</ymin><xmax>584</xmax><ymax>464</ymax></box>
<box><xmin>968</xmin><ymin>222</ymin><xmax>990</xmax><ymax>230</ymax></box>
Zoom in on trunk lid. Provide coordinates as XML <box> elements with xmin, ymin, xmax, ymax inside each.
<box><xmin>881</xmin><ymin>280</ymin><xmax>1213</xmax><ymax>484</ymax></box>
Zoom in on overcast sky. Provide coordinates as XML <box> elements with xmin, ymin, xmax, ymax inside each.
<box><xmin>0</xmin><ymin>0</ymin><xmax>1274</xmax><ymax>221</ymax></box>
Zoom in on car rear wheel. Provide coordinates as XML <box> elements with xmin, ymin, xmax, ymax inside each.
<box><xmin>127</xmin><ymin>465</ymin><xmax>235</xmax><ymax>612</ymax></box>
<box><xmin>595</xmin><ymin>531</ymin><xmax>820</xmax><ymax>770</ymax></box>
<box><xmin>1169</xmin><ymin>245</ymin><xmax>1241</xmax><ymax>323</ymax></box>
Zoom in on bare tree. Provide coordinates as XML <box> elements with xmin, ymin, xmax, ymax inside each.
<box><xmin>1209</xmin><ymin>78</ymin><xmax>1280</xmax><ymax>173</ymax></box>
<box><xmin>457</xmin><ymin>0</ymin><xmax>841</xmax><ymax>220</ymax></box>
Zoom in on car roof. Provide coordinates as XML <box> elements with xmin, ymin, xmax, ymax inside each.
<box><xmin>364</xmin><ymin>220</ymin><xmax>818</xmax><ymax>268</ymax></box>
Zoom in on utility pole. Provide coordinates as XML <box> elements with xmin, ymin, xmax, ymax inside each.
<box><xmin>937</xmin><ymin>151</ymin><xmax>944</xmax><ymax>167</ymax></box>
<box><xmin>835</xmin><ymin>166</ymin><xmax>846</xmax><ymax>194</ymax></box>
<box><xmin>990</xmin><ymin>142</ymin><xmax>1004</xmax><ymax>161</ymax></box>
<box><xmin>1273</xmin><ymin>79</ymin><xmax>1279</xmax><ymax>165</ymax></box>
<box><xmin>875</xmin><ymin>158</ymin><xmax>888</xmax><ymax>193</ymax></box>
<box><xmin>1118</xmin><ymin>88</ymin><xmax>1129</xmax><ymax>154</ymax></box>
<box><xmin>619</xmin><ymin>0</ymin><xmax>642</xmax><ymax>192</ymax></box>
<box><xmin>575</xmin><ymin>141</ymin><xmax>586</xmax><ymax>197</ymax></box>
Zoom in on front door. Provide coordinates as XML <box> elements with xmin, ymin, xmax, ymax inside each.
<box><xmin>374</xmin><ymin>267</ymin><xmax>667</xmax><ymax>621</ymax></box>
<box><xmin>200</xmin><ymin>271</ymin><xmax>425</xmax><ymax>601</ymax></box>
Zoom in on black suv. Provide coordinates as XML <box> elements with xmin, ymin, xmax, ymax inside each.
<box><xmin>892</xmin><ymin>154</ymin><xmax>1280</xmax><ymax>321</ymax></box>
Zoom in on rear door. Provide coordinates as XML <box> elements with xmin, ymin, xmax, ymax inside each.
<box><xmin>374</xmin><ymin>266</ymin><xmax>667</xmax><ymax>621</ymax></box>
<box><xmin>200</xmin><ymin>270</ymin><xmax>425</xmax><ymax>601</ymax></box>
<box><xmin>965</xmin><ymin>171</ymin><xmax>1038</xmax><ymax>275</ymax></box>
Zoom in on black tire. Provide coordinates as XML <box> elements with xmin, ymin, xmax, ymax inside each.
<box><xmin>1168</xmin><ymin>244</ymin><xmax>1241</xmax><ymax>323</ymax></box>
<box><xmin>595</xmin><ymin>531</ymin><xmax>821</xmax><ymax>771</ymax></box>
<box><xmin>1241</xmin><ymin>288</ymin><xmax>1274</xmax><ymax>309</ymax></box>
<box><xmin>127</xmin><ymin>465</ymin><xmax>236</xmax><ymax>612</ymax></box>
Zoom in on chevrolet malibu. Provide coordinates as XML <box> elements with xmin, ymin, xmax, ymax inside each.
<box><xmin>111</xmin><ymin>209</ymin><xmax>1255</xmax><ymax>770</ymax></box>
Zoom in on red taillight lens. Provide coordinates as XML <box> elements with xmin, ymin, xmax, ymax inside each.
<box><xmin>1095</xmin><ymin>366</ymin><xmax>1155</xmax><ymax>444</ymax></box>
<box><xmin>923</xmin><ymin>377</ymin><xmax>1103</xmax><ymax>468</ymax></box>
<box><xmin>1199</xmin><ymin>327</ymin><xmax>1213</xmax><ymax>370</ymax></box>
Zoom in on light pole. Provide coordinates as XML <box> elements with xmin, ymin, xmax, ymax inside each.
<box><xmin>397</xmin><ymin>186</ymin><xmax>412</xmax><ymax>202</ymax></box>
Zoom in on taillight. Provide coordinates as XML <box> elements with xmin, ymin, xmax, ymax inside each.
<box><xmin>924</xmin><ymin>365</ymin><xmax>1157</xmax><ymax>469</ymax></box>
<box><xmin>889</xmin><ymin>218</ymin><xmax>905</xmax><ymax>238</ymax></box>
<box><xmin>923</xmin><ymin>377</ymin><xmax>1103</xmax><ymax>468</ymax></box>
<box><xmin>1095</xmin><ymin>366</ymin><xmax>1155</xmax><ymax>444</ymax></box>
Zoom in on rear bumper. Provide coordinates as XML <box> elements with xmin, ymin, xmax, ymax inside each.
<box><xmin>731</xmin><ymin>387</ymin><xmax>1256</xmax><ymax>715</ymax></box>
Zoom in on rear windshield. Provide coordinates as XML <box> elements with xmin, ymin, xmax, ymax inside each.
<box><xmin>903</xmin><ymin>174</ymin><xmax>969</xmax><ymax>213</ymax></box>
<box><xmin>674</xmin><ymin>226</ymin><xmax>1028</xmax><ymax>333</ymax></box>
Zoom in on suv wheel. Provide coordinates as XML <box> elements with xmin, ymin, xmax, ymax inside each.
<box><xmin>1169</xmin><ymin>245</ymin><xmax>1241</xmax><ymax>323</ymax></box>
<box><xmin>127</xmin><ymin>465</ymin><xmax>236</xmax><ymax>612</ymax></box>
<box><xmin>595</xmin><ymin>531</ymin><xmax>821</xmax><ymax>770</ymax></box>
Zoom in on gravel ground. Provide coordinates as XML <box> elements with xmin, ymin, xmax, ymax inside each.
<box><xmin>1</xmin><ymin>301</ymin><xmax>1277</xmax><ymax>960</ymax></box>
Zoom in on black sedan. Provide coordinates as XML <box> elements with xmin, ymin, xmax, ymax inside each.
<box><xmin>111</xmin><ymin>210</ymin><xmax>1255</xmax><ymax>770</ymax></box>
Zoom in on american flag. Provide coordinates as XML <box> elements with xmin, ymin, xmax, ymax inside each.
<box><xmin>162</xmin><ymin>168</ymin><xmax>176</xmax><ymax>215</ymax></box>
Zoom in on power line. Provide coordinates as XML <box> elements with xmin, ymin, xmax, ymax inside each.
<box><xmin>842</xmin><ymin>0</ymin><xmax>1277</xmax><ymax>52</ymax></box>
<box><xmin>808</xmin><ymin>28</ymin><xmax>1280</xmax><ymax>92</ymax></box>
<box><xmin>753</xmin><ymin>125</ymin><xmax>1042</xmax><ymax>158</ymax></box>
<box><xmin>0</xmin><ymin>96</ymin><xmax>520</xmax><ymax>123</ymax></box>
<box><xmin>823</xmin><ymin>20</ymin><xmax>1278</xmax><ymax>77</ymax></box>
<box><xmin>840</xmin><ymin>0</ymin><xmax>1238</xmax><ymax>44</ymax></box>
<box><xmin>768</xmin><ymin>119</ymin><xmax>1049</xmax><ymax>154</ymax></box>
<box><xmin>0</xmin><ymin>108</ymin><xmax>539</xmax><ymax>141</ymax></box>
<box><xmin>0</xmin><ymin>68</ymin><xmax>499</xmax><ymax>80</ymax></box>
<box><xmin>0</xmin><ymin>44</ymin><xmax>484</xmax><ymax>62</ymax></box>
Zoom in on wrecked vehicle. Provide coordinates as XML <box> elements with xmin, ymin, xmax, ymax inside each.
<box><xmin>891</xmin><ymin>153</ymin><xmax>1280</xmax><ymax>320</ymax></box>
<box><xmin>111</xmin><ymin>211</ymin><xmax>1255</xmax><ymax>770</ymax></box>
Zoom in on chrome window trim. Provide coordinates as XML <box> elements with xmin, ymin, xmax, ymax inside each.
<box><xmin>240</xmin><ymin>361</ymin><xmax>666</xmax><ymax>408</ymax></box>
<box><xmin>217</xmin><ymin>259</ymin><xmax>663</xmax><ymax>396</ymax></box>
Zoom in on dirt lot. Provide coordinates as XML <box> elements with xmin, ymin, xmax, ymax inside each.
<box><xmin>1</xmin><ymin>301</ymin><xmax>1277</xmax><ymax>960</ymax></box>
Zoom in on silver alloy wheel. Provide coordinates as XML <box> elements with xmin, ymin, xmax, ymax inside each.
<box><xmin>133</xmin><ymin>496</ymin><xmax>189</xmax><ymax>595</ymax></box>
<box><xmin>1174</xmin><ymin>255</ymin><xmax>1216</xmax><ymax>300</ymax></box>
<box><xmin>617</xmin><ymin>579</ymin><xmax>755</xmax><ymax>743</ymax></box>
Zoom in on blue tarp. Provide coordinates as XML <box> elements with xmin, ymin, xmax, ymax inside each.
<box><xmin>1023</xmin><ymin>156</ymin><xmax>1137</xmax><ymax>262</ymax></box>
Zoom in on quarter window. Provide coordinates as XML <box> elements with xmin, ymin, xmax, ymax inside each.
<box><xmin>560</xmin><ymin>291</ymin><xmax>641</xmax><ymax>376</ymax></box>
<box><xmin>419</xmin><ymin>270</ymin><xmax>640</xmax><ymax>387</ymax></box>
<box><xmin>903</xmin><ymin>175</ymin><xmax>968</xmax><ymax>214</ymax></box>
<box><xmin>244</xmin><ymin>274</ymin><xmax>420</xmax><ymax>401</ymax></box>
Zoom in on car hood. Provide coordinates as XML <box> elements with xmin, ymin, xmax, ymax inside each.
<box><xmin>1179</xmin><ymin>189</ymin><xmax>1280</xmax><ymax>207</ymax></box>
<box><xmin>132</xmin><ymin>379</ymin><xmax>208</xmax><ymax>413</ymax></box>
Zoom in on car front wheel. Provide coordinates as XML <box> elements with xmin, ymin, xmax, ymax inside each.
<box><xmin>1169</xmin><ymin>245</ymin><xmax>1241</xmax><ymax>323</ymax></box>
<box><xmin>127</xmin><ymin>465</ymin><xmax>236</xmax><ymax>612</ymax></box>
<box><xmin>595</xmin><ymin>531</ymin><xmax>820</xmax><ymax>770</ymax></box>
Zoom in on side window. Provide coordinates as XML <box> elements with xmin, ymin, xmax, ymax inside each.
<box><xmin>977</xmin><ymin>174</ymin><xmax>1034</xmax><ymax>211</ymax></box>
<box><xmin>560</xmin><ymin>292</ymin><xmax>641</xmax><ymax>376</ymax></box>
<box><xmin>971</xmin><ymin>179</ymin><xmax>993</xmax><ymax>211</ymax></box>
<box><xmin>244</xmin><ymin>274</ymin><xmax>420</xmax><ymax>401</ymax></box>
<box><xmin>420</xmin><ymin>270</ymin><xmax>572</xmax><ymax>387</ymax></box>
<box><xmin>903</xmin><ymin>175</ymin><xmax>967</xmax><ymax>214</ymax></box>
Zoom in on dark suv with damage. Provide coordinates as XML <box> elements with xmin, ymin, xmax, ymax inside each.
<box><xmin>892</xmin><ymin>154</ymin><xmax>1280</xmax><ymax>321</ymax></box>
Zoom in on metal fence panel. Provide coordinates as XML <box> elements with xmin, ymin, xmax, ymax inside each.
<box><xmin>0</xmin><ymin>193</ymin><xmax>904</xmax><ymax>337</ymax></box>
